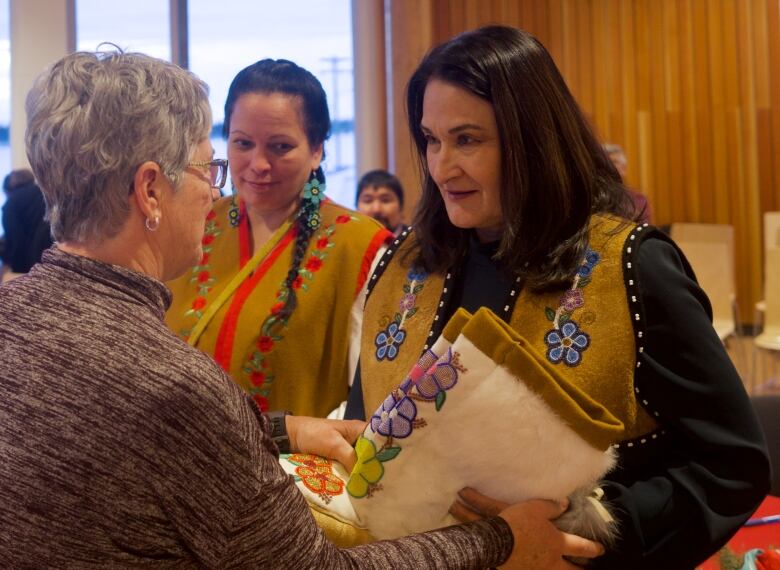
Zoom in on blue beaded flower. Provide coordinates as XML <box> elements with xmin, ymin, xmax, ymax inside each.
<box><xmin>577</xmin><ymin>248</ymin><xmax>601</xmax><ymax>278</ymax></box>
<box><xmin>303</xmin><ymin>177</ymin><xmax>325</xmax><ymax>206</ymax></box>
<box><xmin>375</xmin><ymin>322</ymin><xmax>406</xmax><ymax>361</ymax></box>
<box><xmin>545</xmin><ymin>320</ymin><xmax>590</xmax><ymax>366</ymax></box>
<box><xmin>406</xmin><ymin>267</ymin><xmax>429</xmax><ymax>282</ymax></box>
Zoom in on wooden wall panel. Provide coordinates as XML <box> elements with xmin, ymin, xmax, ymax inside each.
<box><xmin>678</xmin><ymin>0</ymin><xmax>700</xmax><ymax>219</ymax></box>
<box><xmin>769</xmin><ymin>0</ymin><xmax>780</xmax><ymax>213</ymax></box>
<box><xmin>383</xmin><ymin>0</ymin><xmax>780</xmax><ymax>322</ymax></box>
<box><xmin>385</xmin><ymin>0</ymin><xmax>436</xmax><ymax>210</ymax></box>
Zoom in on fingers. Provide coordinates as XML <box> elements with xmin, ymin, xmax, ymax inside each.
<box><xmin>340</xmin><ymin>419</ymin><xmax>367</xmax><ymax>445</ymax></box>
<box><xmin>561</xmin><ymin>533</ymin><xmax>604</xmax><ymax>560</ymax></box>
<box><xmin>457</xmin><ymin>487</ymin><xmax>510</xmax><ymax>517</ymax></box>
<box><xmin>521</xmin><ymin>497</ymin><xmax>568</xmax><ymax>520</ymax></box>
<box><xmin>315</xmin><ymin>426</ymin><xmax>357</xmax><ymax>471</ymax></box>
<box><xmin>329</xmin><ymin>420</ymin><xmax>364</xmax><ymax>470</ymax></box>
<box><xmin>449</xmin><ymin>497</ymin><xmax>485</xmax><ymax>523</ymax></box>
<box><xmin>335</xmin><ymin>441</ymin><xmax>358</xmax><ymax>472</ymax></box>
<box><xmin>285</xmin><ymin>416</ymin><xmax>357</xmax><ymax>466</ymax></box>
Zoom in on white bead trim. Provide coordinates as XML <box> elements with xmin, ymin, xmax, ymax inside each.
<box><xmin>611</xmin><ymin>428</ymin><xmax>666</xmax><ymax>449</ymax></box>
<box><xmin>625</xmin><ymin>224</ymin><xmax>660</xmax><ymax>419</ymax></box>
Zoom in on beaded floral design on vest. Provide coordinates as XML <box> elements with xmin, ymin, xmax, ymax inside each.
<box><xmin>179</xmin><ymin>209</ymin><xmax>222</xmax><ymax>339</ymax></box>
<box><xmin>242</xmin><ymin>214</ymin><xmax>357</xmax><ymax>411</ymax></box>
<box><xmin>373</xmin><ymin>267</ymin><xmax>429</xmax><ymax>361</ymax></box>
<box><xmin>543</xmin><ymin>248</ymin><xmax>601</xmax><ymax>367</ymax></box>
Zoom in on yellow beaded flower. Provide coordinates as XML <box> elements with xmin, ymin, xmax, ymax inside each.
<box><xmin>347</xmin><ymin>436</ymin><xmax>385</xmax><ymax>498</ymax></box>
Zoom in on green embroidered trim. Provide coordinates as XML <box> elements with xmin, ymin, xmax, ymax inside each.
<box><xmin>179</xmin><ymin>210</ymin><xmax>222</xmax><ymax>339</ymax></box>
<box><xmin>240</xmin><ymin>218</ymin><xmax>351</xmax><ymax>410</ymax></box>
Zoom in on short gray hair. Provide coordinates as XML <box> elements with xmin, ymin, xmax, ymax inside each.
<box><xmin>25</xmin><ymin>49</ymin><xmax>212</xmax><ymax>243</ymax></box>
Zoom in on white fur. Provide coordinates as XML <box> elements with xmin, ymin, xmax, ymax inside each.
<box><xmin>353</xmin><ymin>334</ymin><xmax>616</xmax><ymax>540</ymax></box>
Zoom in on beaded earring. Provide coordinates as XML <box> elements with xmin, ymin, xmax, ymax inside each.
<box><xmin>300</xmin><ymin>170</ymin><xmax>325</xmax><ymax>230</ymax></box>
<box><xmin>228</xmin><ymin>182</ymin><xmax>241</xmax><ymax>227</ymax></box>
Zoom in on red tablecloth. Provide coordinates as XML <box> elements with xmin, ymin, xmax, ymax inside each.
<box><xmin>699</xmin><ymin>495</ymin><xmax>780</xmax><ymax>570</ymax></box>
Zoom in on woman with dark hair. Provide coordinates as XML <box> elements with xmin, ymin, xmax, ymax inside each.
<box><xmin>345</xmin><ymin>25</ymin><xmax>769</xmax><ymax>568</ymax></box>
<box><xmin>167</xmin><ymin>59</ymin><xmax>390</xmax><ymax>417</ymax></box>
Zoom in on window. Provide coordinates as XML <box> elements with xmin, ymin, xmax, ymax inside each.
<box><xmin>188</xmin><ymin>0</ymin><xmax>355</xmax><ymax>207</ymax></box>
<box><xmin>0</xmin><ymin>0</ymin><xmax>10</xmax><ymax>211</ymax></box>
<box><xmin>76</xmin><ymin>0</ymin><xmax>171</xmax><ymax>60</ymax></box>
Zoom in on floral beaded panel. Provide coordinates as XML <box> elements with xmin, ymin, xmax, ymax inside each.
<box><xmin>239</xmin><ymin>214</ymin><xmax>358</xmax><ymax>412</ymax></box>
<box><xmin>373</xmin><ymin>267</ymin><xmax>429</xmax><ymax>362</ymax></box>
<box><xmin>543</xmin><ymin>248</ymin><xmax>601</xmax><ymax>367</ymax></box>
<box><xmin>281</xmin><ymin>453</ymin><xmax>347</xmax><ymax>505</ymax></box>
<box><xmin>349</xmin><ymin>345</ymin><xmax>466</xmax><ymax>500</ymax></box>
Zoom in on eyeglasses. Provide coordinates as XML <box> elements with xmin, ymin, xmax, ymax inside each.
<box><xmin>188</xmin><ymin>159</ymin><xmax>228</xmax><ymax>190</ymax></box>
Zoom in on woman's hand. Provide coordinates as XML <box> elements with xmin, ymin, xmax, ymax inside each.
<box><xmin>451</xmin><ymin>487</ymin><xmax>604</xmax><ymax>569</ymax></box>
<box><xmin>285</xmin><ymin>416</ymin><xmax>366</xmax><ymax>471</ymax></box>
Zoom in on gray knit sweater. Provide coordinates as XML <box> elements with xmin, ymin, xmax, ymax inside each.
<box><xmin>0</xmin><ymin>248</ymin><xmax>513</xmax><ymax>568</ymax></box>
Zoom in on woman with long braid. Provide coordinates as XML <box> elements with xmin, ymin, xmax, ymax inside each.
<box><xmin>167</xmin><ymin>60</ymin><xmax>390</xmax><ymax>417</ymax></box>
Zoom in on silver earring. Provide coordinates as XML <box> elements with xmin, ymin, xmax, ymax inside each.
<box><xmin>145</xmin><ymin>216</ymin><xmax>160</xmax><ymax>232</ymax></box>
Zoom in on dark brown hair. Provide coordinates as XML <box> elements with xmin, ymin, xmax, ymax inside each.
<box><xmin>406</xmin><ymin>25</ymin><xmax>635</xmax><ymax>290</ymax></box>
<box><xmin>356</xmin><ymin>169</ymin><xmax>404</xmax><ymax>208</ymax></box>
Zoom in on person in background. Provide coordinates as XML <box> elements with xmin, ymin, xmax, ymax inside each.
<box><xmin>0</xmin><ymin>47</ymin><xmax>609</xmax><ymax>570</ymax></box>
<box><xmin>0</xmin><ymin>168</ymin><xmax>53</xmax><ymax>281</ymax></box>
<box><xmin>345</xmin><ymin>25</ymin><xmax>769</xmax><ymax>569</ymax></box>
<box><xmin>166</xmin><ymin>60</ymin><xmax>391</xmax><ymax>418</ymax></box>
<box><xmin>603</xmin><ymin>143</ymin><xmax>653</xmax><ymax>224</ymax></box>
<box><xmin>355</xmin><ymin>168</ymin><xmax>408</xmax><ymax>236</ymax></box>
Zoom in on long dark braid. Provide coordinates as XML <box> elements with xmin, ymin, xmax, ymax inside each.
<box><xmin>265</xmin><ymin>167</ymin><xmax>325</xmax><ymax>333</ymax></box>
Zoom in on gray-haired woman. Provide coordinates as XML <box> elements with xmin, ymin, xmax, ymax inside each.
<box><xmin>0</xmin><ymin>50</ymin><xmax>603</xmax><ymax>569</ymax></box>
